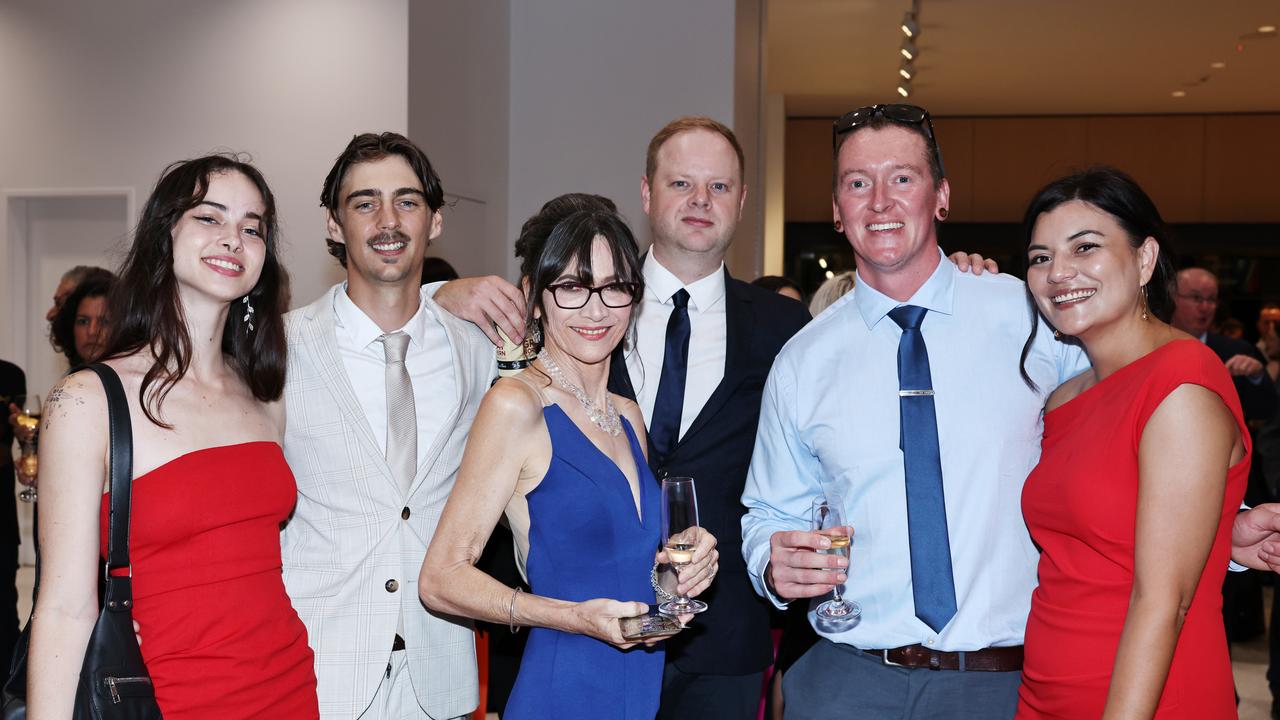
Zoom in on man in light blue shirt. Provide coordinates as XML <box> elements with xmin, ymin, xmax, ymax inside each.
<box><xmin>739</xmin><ymin>106</ymin><xmax>1084</xmax><ymax>717</ymax></box>
<box><xmin>741</xmin><ymin>105</ymin><xmax>1280</xmax><ymax>718</ymax></box>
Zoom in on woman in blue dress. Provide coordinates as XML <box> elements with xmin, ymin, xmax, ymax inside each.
<box><xmin>421</xmin><ymin>195</ymin><xmax>719</xmax><ymax>720</ymax></box>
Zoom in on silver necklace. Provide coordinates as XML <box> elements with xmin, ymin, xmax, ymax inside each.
<box><xmin>538</xmin><ymin>349</ymin><xmax>622</xmax><ymax>437</ymax></box>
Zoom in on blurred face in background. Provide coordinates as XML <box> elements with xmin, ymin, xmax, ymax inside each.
<box><xmin>73</xmin><ymin>294</ymin><xmax>110</xmax><ymax>362</ymax></box>
<box><xmin>47</xmin><ymin>276</ymin><xmax>78</xmax><ymax>322</ymax></box>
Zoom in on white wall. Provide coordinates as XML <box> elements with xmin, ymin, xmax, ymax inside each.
<box><xmin>407</xmin><ymin>1</ymin><xmax>511</xmax><ymax>281</ymax></box>
<box><xmin>0</xmin><ymin>0</ymin><xmax>410</xmax><ymax>360</ymax></box>
<box><xmin>506</xmin><ymin>0</ymin><xmax>739</xmax><ymax>275</ymax></box>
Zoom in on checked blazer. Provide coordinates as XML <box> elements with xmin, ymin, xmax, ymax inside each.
<box><xmin>280</xmin><ymin>284</ymin><xmax>495</xmax><ymax>719</ymax></box>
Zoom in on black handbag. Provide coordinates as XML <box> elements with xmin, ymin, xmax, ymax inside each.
<box><xmin>3</xmin><ymin>364</ymin><xmax>162</xmax><ymax>719</ymax></box>
<box><xmin>74</xmin><ymin>363</ymin><xmax>161</xmax><ymax>718</ymax></box>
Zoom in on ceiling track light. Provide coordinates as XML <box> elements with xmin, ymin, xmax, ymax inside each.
<box><xmin>901</xmin><ymin>12</ymin><xmax>919</xmax><ymax>38</ymax></box>
<box><xmin>897</xmin><ymin>80</ymin><xmax>912</xmax><ymax>98</ymax></box>
<box><xmin>899</xmin><ymin>62</ymin><xmax>916</xmax><ymax>81</ymax></box>
<box><xmin>900</xmin><ymin>39</ymin><xmax>918</xmax><ymax>61</ymax></box>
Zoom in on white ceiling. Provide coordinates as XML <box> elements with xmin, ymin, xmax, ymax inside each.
<box><xmin>768</xmin><ymin>0</ymin><xmax>1280</xmax><ymax>117</ymax></box>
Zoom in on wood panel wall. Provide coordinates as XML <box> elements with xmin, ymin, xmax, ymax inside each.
<box><xmin>785</xmin><ymin>113</ymin><xmax>1280</xmax><ymax>224</ymax></box>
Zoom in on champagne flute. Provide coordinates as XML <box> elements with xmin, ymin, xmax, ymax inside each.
<box><xmin>659</xmin><ymin>477</ymin><xmax>708</xmax><ymax>616</ymax></box>
<box><xmin>811</xmin><ymin>494</ymin><xmax>860</xmax><ymax>628</ymax></box>
<box><xmin>16</xmin><ymin>393</ymin><xmax>42</xmax><ymax>503</ymax></box>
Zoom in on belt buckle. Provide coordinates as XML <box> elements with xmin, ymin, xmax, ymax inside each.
<box><xmin>881</xmin><ymin>649</ymin><xmax>905</xmax><ymax>667</ymax></box>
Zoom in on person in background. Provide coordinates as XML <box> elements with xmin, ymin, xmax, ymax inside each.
<box><xmin>750</xmin><ymin>275</ymin><xmax>803</xmax><ymax>302</ymax></box>
<box><xmin>1016</xmin><ymin>167</ymin><xmax>1244</xmax><ymax>718</ymax></box>
<box><xmin>421</xmin><ymin>256</ymin><xmax>460</xmax><ymax>285</ymax></box>
<box><xmin>44</xmin><ymin>266</ymin><xmax>105</xmax><ymax>326</ymax></box>
<box><xmin>807</xmin><ymin>271</ymin><xmax>856</xmax><ymax>317</ymax></box>
<box><xmin>0</xmin><ymin>359</ymin><xmax>24</xmax><ymax>678</ymax></box>
<box><xmin>1218</xmin><ymin>317</ymin><xmax>1245</xmax><ymax>340</ymax></box>
<box><xmin>30</xmin><ymin>154</ymin><xmax>318</xmax><ymax>718</ymax></box>
<box><xmin>49</xmin><ymin>270</ymin><xmax>116</xmax><ymax>369</ymax></box>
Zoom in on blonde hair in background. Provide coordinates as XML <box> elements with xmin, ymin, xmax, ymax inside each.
<box><xmin>809</xmin><ymin>271</ymin><xmax>856</xmax><ymax>316</ymax></box>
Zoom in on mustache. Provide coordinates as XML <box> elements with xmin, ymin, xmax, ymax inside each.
<box><xmin>367</xmin><ymin>230</ymin><xmax>410</xmax><ymax>247</ymax></box>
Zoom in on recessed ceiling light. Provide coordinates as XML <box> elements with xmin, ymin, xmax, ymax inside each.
<box><xmin>1171</xmin><ymin>90</ymin><xmax>1187</xmax><ymax>98</ymax></box>
<box><xmin>1210</xmin><ymin>61</ymin><xmax>1226</xmax><ymax>69</ymax></box>
<box><xmin>1260</xmin><ymin>25</ymin><xmax>1277</xmax><ymax>33</ymax></box>
<box><xmin>825</xmin><ymin>270</ymin><xmax>835</xmax><ymax>280</ymax></box>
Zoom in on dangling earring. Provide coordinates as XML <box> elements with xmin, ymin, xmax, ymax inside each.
<box><xmin>937</xmin><ymin>208</ymin><xmax>949</xmax><ymax>221</ymax></box>
<box><xmin>1140</xmin><ymin>284</ymin><xmax>1149</xmax><ymax>321</ymax></box>
<box><xmin>241</xmin><ymin>295</ymin><xmax>256</xmax><ymax>333</ymax></box>
<box><xmin>834</xmin><ymin>220</ymin><xmax>843</xmax><ymax>233</ymax></box>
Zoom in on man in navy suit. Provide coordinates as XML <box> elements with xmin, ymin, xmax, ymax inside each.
<box><xmin>606</xmin><ymin>117</ymin><xmax>810</xmax><ymax>720</ymax></box>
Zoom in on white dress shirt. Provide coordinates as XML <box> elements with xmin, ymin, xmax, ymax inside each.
<box><xmin>742</xmin><ymin>250</ymin><xmax>1090</xmax><ymax>652</ymax></box>
<box><xmin>333</xmin><ymin>285</ymin><xmax>457</xmax><ymax>474</ymax></box>
<box><xmin>624</xmin><ymin>253</ymin><xmax>727</xmax><ymax>440</ymax></box>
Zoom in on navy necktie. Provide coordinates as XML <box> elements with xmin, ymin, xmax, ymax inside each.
<box><xmin>650</xmin><ymin>289</ymin><xmax>691</xmax><ymax>460</ymax></box>
<box><xmin>888</xmin><ymin>305</ymin><xmax>958</xmax><ymax>633</ymax></box>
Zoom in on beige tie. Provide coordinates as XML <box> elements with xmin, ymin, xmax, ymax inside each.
<box><xmin>381</xmin><ymin>332</ymin><xmax>416</xmax><ymax>497</ymax></box>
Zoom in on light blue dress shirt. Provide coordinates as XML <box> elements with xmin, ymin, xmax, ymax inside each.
<box><xmin>741</xmin><ymin>250</ymin><xmax>1089</xmax><ymax>652</ymax></box>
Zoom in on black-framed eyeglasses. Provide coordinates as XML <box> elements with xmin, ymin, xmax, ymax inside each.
<box><xmin>832</xmin><ymin>103</ymin><xmax>946</xmax><ymax>177</ymax></box>
<box><xmin>547</xmin><ymin>281</ymin><xmax>639</xmax><ymax>309</ymax></box>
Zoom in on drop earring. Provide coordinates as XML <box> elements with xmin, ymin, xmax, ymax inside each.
<box><xmin>1140</xmin><ymin>284</ymin><xmax>1149</xmax><ymax>321</ymax></box>
<box><xmin>241</xmin><ymin>296</ymin><xmax>256</xmax><ymax>333</ymax></box>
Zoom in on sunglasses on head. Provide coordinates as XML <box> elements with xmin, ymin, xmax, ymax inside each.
<box><xmin>832</xmin><ymin>104</ymin><xmax>946</xmax><ymax>178</ymax></box>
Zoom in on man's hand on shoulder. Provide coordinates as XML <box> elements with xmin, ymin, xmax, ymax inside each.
<box><xmin>947</xmin><ymin>251</ymin><xmax>999</xmax><ymax>276</ymax></box>
<box><xmin>433</xmin><ymin>276</ymin><xmax>527</xmax><ymax>347</ymax></box>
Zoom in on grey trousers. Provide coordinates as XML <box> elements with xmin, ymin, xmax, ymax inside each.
<box><xmin>782</xmin><ymin>639</ymin><xmax>1021</xmax><ymax>720</ymax></box>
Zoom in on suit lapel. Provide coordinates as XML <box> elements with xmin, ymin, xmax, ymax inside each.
<box><xmin>679</xmin><ymin>270</ymin><xmax>752</xmax><ymax>447</ymax></box>
<box><xmin>608</xmin><ymin>344</ymin><xmax>638</xmax><ymax>402</ymax></box>
<box><xmin>406</xmin><ymin>294</ymin><xmax>471</xmax><ymax>497</ymax></box>
<box><xmin>300</xmin><ymin>289</ymin><xmax>399</xmax><ymax>495</ymax></box>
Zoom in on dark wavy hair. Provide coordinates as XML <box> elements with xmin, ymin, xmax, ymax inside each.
<box><xmin>320</xmin><ymin>132</ymin><xmax>445</xmax><ymax>268</ymax></box>
<box><xmin>52</xmin><ymin>269</ymin><xmax>116</xmax><ymax>367</ymax></box>
<box><xmin>102</xmin><ymin>154</ymin><xmax>287</xmax><ymax>427</ymax></box>
<box><xmin>1019</xmin><ymin>166</ymin><xmax>1176</xmax><ymax>388</ymax></box>
<box><xmin>513</xmin><ymin>194</ymin><xmax>629</xmax><ymax>340</ymax></box>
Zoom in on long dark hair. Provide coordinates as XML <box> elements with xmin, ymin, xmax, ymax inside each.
<box><xmin>52</xmin><ymin>269</ymin><xmax>116</xmax><ymax>367</ymax></box>
<box><xmin>103</xmin><ymin>154</ymin><xmax>287</xmax><ymax>426</ymax></box>
<box><xmin>1018</xmin><ymin>166</ymin><xmax>1175</xmax><ymax>388</ymax></box>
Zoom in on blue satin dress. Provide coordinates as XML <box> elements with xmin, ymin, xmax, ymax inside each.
<box><xmin>504</xmin><ymin>404</ymin><xmax>665</xmax><ymax>720</ymax></box>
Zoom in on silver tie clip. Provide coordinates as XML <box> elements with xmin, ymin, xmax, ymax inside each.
<box><xmin>898</xmin><ymin>389</ymin><xmax>934</xmax><ymax>397</ymax></box>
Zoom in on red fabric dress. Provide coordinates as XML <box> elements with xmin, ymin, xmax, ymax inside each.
<box><xmin>1017</xmin><ymin>340</ymin><xmax>1247</xmax><ymax>719</ymax></box>
<box><xmin>99</xmin><ymin>441</ymin><xmax>318</xmax><ymax>719</ymax></box>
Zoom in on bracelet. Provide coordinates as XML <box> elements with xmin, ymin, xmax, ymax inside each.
<box><xmin>651</xmin><ymin>561</ymin><xmax>675</xmax><ymax>602</ymax></box>
<box><xmin>508</xmin><ymin>586</ymin><xmax>523</xmax><ymax>633</ymax></box>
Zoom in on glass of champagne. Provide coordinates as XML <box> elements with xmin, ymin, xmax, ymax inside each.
<box><xmin>812</xmin><ymin>494</ymin><xmax>859</xmax><ymax>628</ymax></box>
<box><xmin>16</xmin><ymin>393</ymin><xmax>41</xmax><ymax>503</ymax></box>
<box><xmin>659</xmin><ymin>477</ymin><xmax>708</xmax><ymax>616</ymax></box>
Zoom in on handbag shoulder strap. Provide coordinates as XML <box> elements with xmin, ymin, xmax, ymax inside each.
<box><xmin>84</xmin><ymin>363</ymin><xmax>133</xmax><ymax>573</ymax></box>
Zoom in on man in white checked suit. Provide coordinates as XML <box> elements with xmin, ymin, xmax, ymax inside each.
<box><xmin>281</xmin><ymin>132</ymin><xmax>496</xmax><ymax>719</ymax></box>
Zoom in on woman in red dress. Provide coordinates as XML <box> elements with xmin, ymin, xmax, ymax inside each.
<box><xmin>1015</xmin><ymin>167</ymin><xmax>1248</xmax><ymax>719</ymax></box>
<box><xmin>30</xmin><ymin>155</ymin><xmax>319</xmax><ymax>719</ymax></box>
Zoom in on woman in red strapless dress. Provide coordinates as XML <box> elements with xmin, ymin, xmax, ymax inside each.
<box><xmin>31</xmin><ymin>155</ymin><xmax>318</xmax><ymax>719</ymax></box>
<box><xmin>1015</xmin><ymin>167</ymin><xmax>1247</xmax><ymax>719</ymax></box>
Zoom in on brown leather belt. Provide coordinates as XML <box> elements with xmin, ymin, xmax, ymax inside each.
<box><xmin>863</xmin><ymin>644</ymin><xmax>1023</xmax><ymax>672</ymax></box>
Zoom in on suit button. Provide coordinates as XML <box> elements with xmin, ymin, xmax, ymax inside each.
<box><xmin>401</xmin><ymin>507</ymin><xmax>411</xmax><ymax>520</ymax></box>
<box><xmin>385</xmin><ymin>579</ymin><xmax>399</xmax><ymax>593</ymax></box>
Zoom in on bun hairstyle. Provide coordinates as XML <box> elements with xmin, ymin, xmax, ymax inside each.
<box><xmin>513</xmin><ymin>194</ymin><xmax>642</xmax><ymax>340</ymax></box>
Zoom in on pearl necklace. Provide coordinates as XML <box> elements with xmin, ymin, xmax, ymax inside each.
<box><xmin>537</xmin><ymin>350</ymin><xmax>622</xmax><ymax>437</ymax></box>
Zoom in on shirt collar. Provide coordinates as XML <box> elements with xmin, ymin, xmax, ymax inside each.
<box><xmin>333</xmin><ymin>283</ymin><xmax>430</xmax><ymax>351</ymax></box>
<box><xmin>853</xmin><ymin>248</ymin><xmax>955</xmax><ymax>330</ymax></box>
<box><xmin>643</xmin><ymin>253</ymin><xmax>726</xmax><ymax>312</ymax></box>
